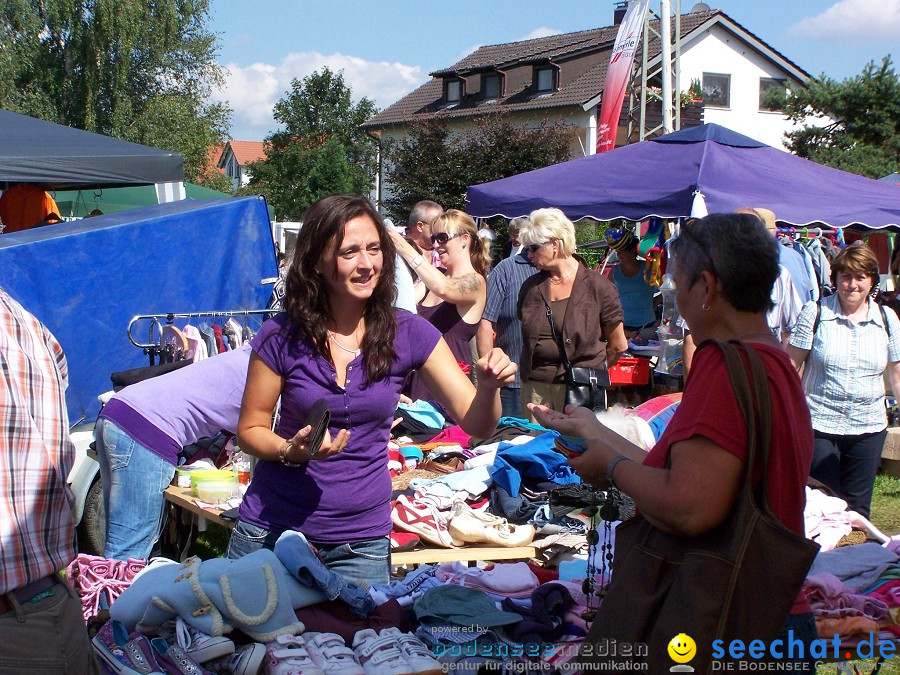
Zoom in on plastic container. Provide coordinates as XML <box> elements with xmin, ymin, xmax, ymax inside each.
<box><xmin>189</xmin><ymin>470</ymin><xmax>237</xmax><ymax>496</ymax></box>
<box><xmin>196</xmin><ymin>481</ymin><xmax>239</xmax><ymax>502</ymax></box>
<box><xmin>609</xmin><ymin>356</ymin><xmax>651</xmax><ymax>385</ymax></box>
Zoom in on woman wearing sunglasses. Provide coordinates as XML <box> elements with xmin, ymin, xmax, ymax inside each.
<box><xmin>390</xmin><ymin>209</ymin><xmax>491</xmax><ymax>403</ymax></box>
<box><xmin>517</xmin><ymin>208</ymin><xmax>627</xmax><ymax>419</ymax></box>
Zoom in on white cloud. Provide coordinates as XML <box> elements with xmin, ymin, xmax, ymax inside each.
<box><xmin>520</xmin><ymin>27</ymin><xmax>562</xmax><ymax>41</ymax></box>
<box><xmin>214</xmin><ymin>52</ymin><xmax>427</xmax><ymax>139</ymax></box>
<box><xmin>789</xmin><ymin>0</ymin><xmax>900</xmax><ymax>40</ymax></box>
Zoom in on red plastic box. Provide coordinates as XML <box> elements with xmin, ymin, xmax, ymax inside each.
<box><xmin>609</xmin><ymin>356</ymin><xmax>651</xmax><ymax>386</ymax></box>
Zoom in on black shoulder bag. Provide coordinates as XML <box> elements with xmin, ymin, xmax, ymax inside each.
<box><xmin>545</xmin><ymin>301</ymin><xmax>609</xmax><ymax>411</ymax></box>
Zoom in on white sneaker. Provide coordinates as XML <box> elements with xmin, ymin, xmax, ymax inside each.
<box><xmin>377</xmin><ymin>628</ymin><xmax>442</xmax><ymax>675</ymax></box>
<box><xmin>447</xmin><ymin>500</ymin><xmax>535</xmax><ymax>547</ymax></box>
<box><xmin>302</xmin><ymin>633</ymin><xmax>365</xmax><ymax>674</ymax></box>
<box><xmin>264</xmin><ymin>634</ymin><xmax>324</xmax><ymax>675</ymax></box>
<box><xmin>175</xmin><ymin>617</ymin><xmax>235</xmax><ymax>664</ymax></box>
<box><xmin>351</xmin><ymin>629</ymin><xmax>413</xmax><ymax>675</ymax></box>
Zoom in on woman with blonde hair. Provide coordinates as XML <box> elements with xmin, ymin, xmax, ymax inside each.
<box><xmin>517</xmin><ymin>208</ymin><xmax>627</xmax><ymax>418</ymax></box>
<box><xmin>788</xmin><ymin>242</ymin><xmax>900</xmax><ymax>518</ymax></box>
<box><xmin>391</xmin><ymin>209</ymin><xmax>490</xmax><ymax>402</ymax></box>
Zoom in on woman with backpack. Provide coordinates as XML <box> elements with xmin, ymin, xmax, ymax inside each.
<box><xmin>787</xmin><ymin>242</ymin><xmax>900</xmax><ymax>517</ymax></box>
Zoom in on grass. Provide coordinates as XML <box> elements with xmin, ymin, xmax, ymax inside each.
<box><xmin>871</xmin><ymin>472</ymin><xmax>900</xmax><ymax>536</ymax></box>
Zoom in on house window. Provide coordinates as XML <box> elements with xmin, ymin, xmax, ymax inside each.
<box><xmin>535</xmin><ymin>67</ymin><xmax>557</xmax><ymax>93</ymax></box>
<box><xmin>445</xmin><ymin>79</ymin><xmax>464</xmax><ymax>103</ymax></box>
<box><xmin>759</xmin><ymin>77</ymin><xmax>787</xmax><ymax>111</ymax></box>
<box><xmin>702</xmin><ymin>73</ymin><xmax>730</xmax><ymax>108</ymax></box>
<box><xmin>483</xmin><ymin>73</ymin><xmax>503</xmax><ymax>99</ymax></box>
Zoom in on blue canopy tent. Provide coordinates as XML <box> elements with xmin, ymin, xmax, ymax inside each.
<box><xmin>466</xmin><ymin>124</ymin><xmax>900</xmax><ymax>229</ymax></box>
<box><xmin>0</xmin><ymin>197</ymin><xmax>277</xmax><ymax>423</ymax></box>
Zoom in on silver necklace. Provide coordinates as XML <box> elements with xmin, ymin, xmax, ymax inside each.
<box><xmin>328</xmin><ymin>331</ymin><xmax>361</xmax><ymax>357</ymax></box>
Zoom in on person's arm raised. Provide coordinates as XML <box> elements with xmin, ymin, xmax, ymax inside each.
<box><xmin>417</xmin><ymin>339</ymin><xmax>516</xmax><ymax>439</ymax></box>
<box><xmin>390</xmin><ymin>229</ymin><xmax>484</xmax><ymax>306</ymax></box>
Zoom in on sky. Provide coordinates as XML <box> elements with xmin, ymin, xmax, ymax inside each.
<box><xmin>207</xmin><ymin>0</ymin><xmax>900</xmax><ymax>140</ymax></box>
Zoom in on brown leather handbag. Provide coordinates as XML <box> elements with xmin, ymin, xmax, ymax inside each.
<box><xmin>582</xmin><ymin>341</ymin><xmax>819</xmax><ymax>674</ymax></box>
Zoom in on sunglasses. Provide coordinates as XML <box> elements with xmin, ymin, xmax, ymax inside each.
<box><xmin>525</xmin><ymin>242</ymin><xmax>548</xmax><ymax>253</ymax></box>
<box><xmin>430</xmin><ymin>232</ymin><xmax>459</xmax><ymax>247</ymax></box>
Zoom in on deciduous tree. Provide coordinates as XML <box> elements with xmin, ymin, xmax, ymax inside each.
<box><xmin>0</xmin><ymin>0</ymin><xmax>231</xmax><ymax>184</ymax></box>
<box><xmin>246</xmin><ymin>68</ymin><xmax>378</xmax><ymax>220</ymax></box>
<box><xmin>383</xmin><ymin>115</ymin><xmax>575</xmax><ymax>224</ymax></box>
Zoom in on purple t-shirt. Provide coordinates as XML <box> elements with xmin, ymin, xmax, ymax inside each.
<box><xmin>238</xmin><ymin>311</ymin><xmax>441</xmax><ymax>543</ymax></box>
<box><xmin>99</xmin><ymin>345</ymin><xmax>250</xmax><ymax>465</ymax></box>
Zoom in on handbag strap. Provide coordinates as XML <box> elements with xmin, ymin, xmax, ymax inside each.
<box><xmin>544</xmin><ymin>298</ymin><xmax>573</xmax><ymax>373</ymax></box>
<box><xmin>716</xmin><ymin>340</ymin><xmax>779</xmax><ymax>517</ymax></box>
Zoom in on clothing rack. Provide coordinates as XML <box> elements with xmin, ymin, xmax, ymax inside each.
<box><xmin>127</xmin><ymin>310</ymin><xmax>273</xmax><ymax>363</ymax></box>
<box><xmin>776</xmin><ymin>226</ymin><xmax>838</xmax><ymax>236</ymax></box>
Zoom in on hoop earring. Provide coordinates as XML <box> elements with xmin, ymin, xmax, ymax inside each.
<box><xmin>702</xmin><ymin>303</ymin><xmax>710</xmax><ymax>311</ymax></box>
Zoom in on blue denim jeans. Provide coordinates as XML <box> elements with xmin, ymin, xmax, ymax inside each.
<box><xmin>94</xmin><ymin>418</ymin><xmax>175</xmax><ymax>560</ymax></box>
<box><xmin>500</xmin><ymin>387</ymin><xmax>521</xmax><ymax>420</ymax></box>
<box><xmin>811</xmin><ymin>429</ymin><xmax>886</xmax><ymax>518</ymax></box>
<box><xmin>226</xmin><ymin>519</ymin><xmax>389</xmax><ymax>586</ymax></box>
<box><xmin>775</xmin><ymin>612</ymin><xmax>818</xmax><ymax>672</ymax></box>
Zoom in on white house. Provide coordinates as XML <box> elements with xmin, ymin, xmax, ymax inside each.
<box><xmin>218</xmin><ymin>140</ymin><xmax>266</xmax><ymax>190</ymax></box>
<box><xmin>362</xmin><ymin>7</ymin><xmax>812</xmax><ymax>209</ymax></box>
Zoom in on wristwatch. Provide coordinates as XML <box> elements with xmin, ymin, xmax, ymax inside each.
<box><xmin>411</xmin><ymin>254</ymin><xmax>425</xmax><ymax>269</ymax></box>
<box><xmin>606</xmin><ymin>454</ymin><xmax>632</xmax><ymax>488</ymax></box>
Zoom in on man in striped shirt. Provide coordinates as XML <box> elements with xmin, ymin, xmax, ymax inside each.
<box><xmin>477</xmin><ymin>245</ymin><xmax>540</xmax><ymax>417</ymax></box>
<box><xmin>0</xmin><ymin>287</ymin><xmax>96</xmax><ymax>671</ymax></box>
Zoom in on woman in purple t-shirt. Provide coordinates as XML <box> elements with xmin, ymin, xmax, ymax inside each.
<box><xmin>227</xmin><ymin>195</ymin><xmax>516</xmax><ymax>584</ymax></box>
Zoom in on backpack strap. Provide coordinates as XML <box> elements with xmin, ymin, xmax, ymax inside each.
<box><xmin>814</xmin><ymin>299</ymin><xmax>892</xmax><ymax>338</ymax></box>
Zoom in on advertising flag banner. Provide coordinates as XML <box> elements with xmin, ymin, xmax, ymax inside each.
<box><xmin>596</xmin><ymin>0</ymin><xmax>650</xmax><ymax>153</ymax></box>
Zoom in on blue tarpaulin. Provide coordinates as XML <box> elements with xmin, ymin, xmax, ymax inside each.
<box><xmin>0</xmin><ymin>196</ymin><xmax>278</xmax><ymax>423</ymax></box>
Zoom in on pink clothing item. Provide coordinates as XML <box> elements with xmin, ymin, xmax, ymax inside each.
<box><xmin>868</xmin><ymin>580</ymin><xmax>900</xmax><ymax>607</ymax></box>
<box><xmin>426</xmin><ymin>425</ymin><xmax>471</xmax><ymax>446</ymax></box>
<box><xmin>804</xmin><ymin>573</ymin><xmax>891</xmax><ymax>624</ymax></box>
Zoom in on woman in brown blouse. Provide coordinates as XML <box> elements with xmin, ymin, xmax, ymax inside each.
<box><xmin>516</xmin><ymin>208</ymin><xmax>627</xmax><ymax>420</ymax></box>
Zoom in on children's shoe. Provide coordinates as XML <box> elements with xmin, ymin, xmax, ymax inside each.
<box><xmin>377</xmin><ymin>628</ymin><xmax>442</xmax><ymax>675</ymax></box>
<box><xmin>91</xmin><ymin>619</ymin><xmax>165</xmax><ymax>674</ymax></box>
<box><xmin>390</xmin><ymin>495</ymin><xmax>461</xmax><ymax>548</ymax></box>
<box><xmin>264</xmin><ymin>634</ymin><xmax>324</xmax><ymax>675</ymax></box>
<box><xmin>302</xmin><ymin>632</ymin><xmax>365</xmax><ymax>674</ymax></box>
<box><xmin>175</xmin><ymin>617</ymin><xmax>235</xmax><ymax>663</ymax></box>
<box><xmin>207</xmin><ymin>643</ymin><xmax>266</xmax><ymax>675</ymax></box>
<box><xmin>351</xmin><ymin>628</ymin><xmax>413</xmax><ymax>675</ymax></box>
<box><xmin>150</xmin><ymin>638</ymin><xmax>212</xmax><ymax>675</ymax></box>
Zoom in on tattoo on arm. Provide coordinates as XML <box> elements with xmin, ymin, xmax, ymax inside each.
<box><xmin>448</xmin><ymin>273</ymin><xmax>483</xmax><ymax>295</ymax></box>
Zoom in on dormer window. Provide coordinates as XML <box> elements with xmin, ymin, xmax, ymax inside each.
<box><xmin>444</xmin><ymin>78</ymin><xmax>464</xmax><ymax>103</ymax></box>
<box><xmin>535</xmin><ymin>66</ymin><xmax>558</xmax><ymax>93</ymax></box>
<box><xmin>483</xmin><ymin>73</ymin><xmax>503</xmax><ymax>99</ymax></box>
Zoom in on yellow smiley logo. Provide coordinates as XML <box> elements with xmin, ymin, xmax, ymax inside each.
<box><xmin>667</xmin><ymin>633</ymin><xmax>697</xmax><ymax>664</ymax></box>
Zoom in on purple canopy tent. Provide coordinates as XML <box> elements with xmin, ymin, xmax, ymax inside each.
<box><xmin>465</xmin><ymin>124</ymin><xmax>900</xmax><ymax>229</ymax></box>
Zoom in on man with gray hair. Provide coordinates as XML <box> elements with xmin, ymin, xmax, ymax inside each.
<box><xmin>406</xmin><ymin>200</ymin><xmax>444</xmax><ymax>267</ymax></box>
<box><xmin>501</xmin><ymin>217</ymin><xmax>527</xmax><ymax>259</ymax></box>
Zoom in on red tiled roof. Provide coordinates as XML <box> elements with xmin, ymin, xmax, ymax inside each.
<box><xmin>363</xmin><ymin>9</ymin><xmax>805</xmax><ymax>129</ymax></box>
<box><xmin>225</xmin><ymin>140</ymin><xmax>266</xmax><ymax>166</ymax></box>
<box><xmin>202</xmin><ymin>143</ymin><xmax>226</xmax><ymax>176</ymax></box>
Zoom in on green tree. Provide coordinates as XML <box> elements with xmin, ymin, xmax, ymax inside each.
<box><xmin>247</xmin><ymin>68</ymin><xmax>378</xmax><ymax>220</ymax></box>
<box><xmin>0</xmin><ymin>0</ymin><xmax>231</xmax><ymax>184</ymax></box>
<box><xmin>383</xmin><ymin>115</ymin><xmax>575</xmax><ymax>224</ymax></box>
<box><xmin>777</xmin><ymin>57</ymin><xmax>899</xmax><ymax>178</ymax></box>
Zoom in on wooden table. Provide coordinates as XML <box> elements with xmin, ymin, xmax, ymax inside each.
<box><xmin>162</xmin><ymin>485</ymin><xmax>536</xmax><ymax>566</ymax></box>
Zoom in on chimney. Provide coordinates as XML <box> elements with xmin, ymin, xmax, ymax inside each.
<box><xmin>613</xmin><ymin>1</ymin><xmax>628</xmax><ymax>25</ymax></box>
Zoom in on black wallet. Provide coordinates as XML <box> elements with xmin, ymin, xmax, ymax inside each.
<box><xmin>303</xmin><ymin>398</ymin><xmax>331</xmax><ymax>456</ymax></box>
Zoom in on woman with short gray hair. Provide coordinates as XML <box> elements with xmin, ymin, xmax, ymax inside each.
<box><xmin>516</xmin><ymin>208</ymin><xmax>627</xmax><ymax>418</ymax></box>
